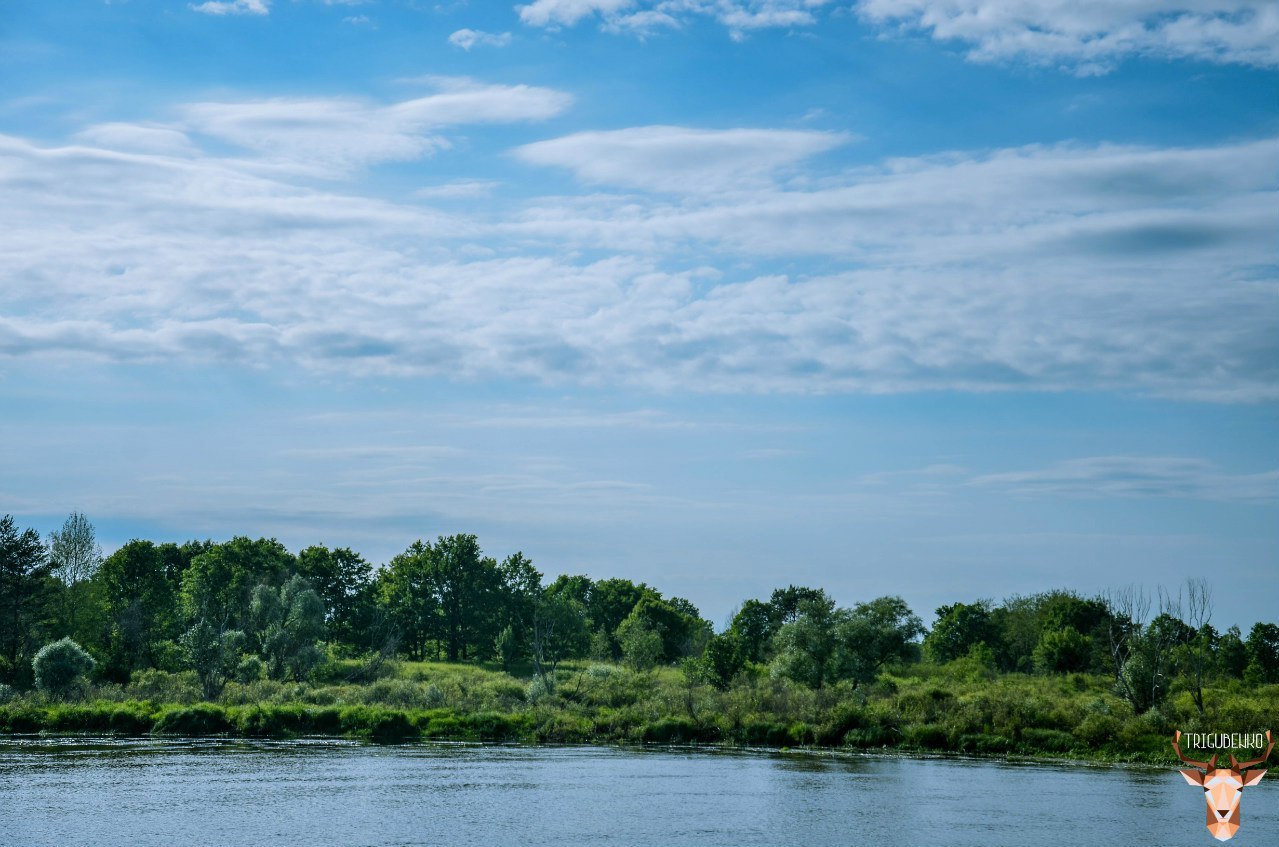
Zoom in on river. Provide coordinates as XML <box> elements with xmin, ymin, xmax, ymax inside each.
<box><xmin>1</xmin><ymin>739</ymin><xmax>1275</xmax><ymax>845</ymax></box>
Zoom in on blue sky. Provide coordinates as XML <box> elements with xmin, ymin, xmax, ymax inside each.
<box><xmin>1</xmin><ymin>0</ymin><xmax>1276</xmax><ymax>629</ymax></box>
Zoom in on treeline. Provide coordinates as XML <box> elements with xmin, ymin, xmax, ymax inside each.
<box><xmin>2</xmin><ymin>513</ymin><xmax>1278</xmax><ymax>721</ymax></box>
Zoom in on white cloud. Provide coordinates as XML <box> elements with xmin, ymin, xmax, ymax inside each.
<box><xmin>517</xmin><ymin>0</ymin><xmax>831</xmax><ymax>35</ymax></box>
<box><xmin>449</xmin><ymin>28</ymin><xmax>514</xmax><ymax>49</ymax></box>
<box><xmin>511</xmin><ymin>0</ymin><xmax>1279</xmax><ymax>68</ymax></box>
<box><xmin>191</xmin><ymin>0</ymin><xmax>269</xmax><ymax>15</ymax></box>
<box><xmin>414</xmin><ymin>179</ymin><xmax>502</xmax><ymax>199</ymax></box>
<box><xmin>970</xmin><ymin>457</ymin><xmax>1279</xmax><ymax>502</ymax></box>
<box><xmin>514</xmin><ymin>125</ymin><xmax>851</xmax><ymax>193</ymax></box>
<box><xmin>176</xmin><ymin>79</ymin><xmax>571</xmax><ymax>176</ymax></box>
<box><xmin>857</xmin><ymin>0</ymin><xmax>1279</xmax><ymax>73</ymax></box>
<box><xmin>73</xmin><ymin>123</ymin><xmax>198</xmax><ymax>156</ymax></box>
<box><xmin>0</xmin><ymin>112</ymin><xmax>1276</xmax><ymax>401</ymax></box>
<box><xmin>517</xmin><ymin>0</ymin><xmax>635</xmax><ymax>28</ymax></box>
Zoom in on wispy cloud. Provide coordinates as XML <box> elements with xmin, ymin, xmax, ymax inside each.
<box><xmin>191</xmin><ymin>0</ymin><xmax>269</xmax><ymax>16</ymax></box>
<box><xmin>1</xmin><ymin>109</ymin><xmax>1276</xmax><ymax>401</ymax></box>
<box><xmin>448</xmin><ymin>28</ymin><xmax>513</xmax><ymax>50</ymax></box>
<box><xmin>517</xmin><ymin>0</ymin><xmax>831</xmax><ymax>37</ymax></box>
<box><xmin>858</xmin><ymin>0</ymin><xmax>1279</xmax><ymax>74</ymax></box>
<box><xmin>514</xmin><ymin>0</ymin><xmax>1279</xmax><ymax>70</ymax></box>
<box><xmin>970</xmin><ymin>457</ymin><xmax>1279</xmax><ymax>502</ymax></box>
<box><xmin>176</xmin><ymin>79</ymin><xmax>571</xmax><ymax>176</ymax></box>
<box><xmin>513</xmin><ymin>125</ymin><xmax>851</xmax><ymax>193</ymax></box>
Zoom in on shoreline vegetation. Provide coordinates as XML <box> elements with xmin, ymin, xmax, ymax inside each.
<box><xmin>2</xmin><ymin>515</ymin><xmax>1277</xmax><ymax>765</ymax></box>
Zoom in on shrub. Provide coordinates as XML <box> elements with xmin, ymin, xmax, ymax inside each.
<box><xmin>904</xmin><ymin>723</ymin><xmax>948</xmax><ymax>749</ymax></box>
<box><xmin>33</xmin><ymin>638</ymin><xmax>96</xmax><ymax>699</ymax></box>
<box><xmin>1021</xmin><ymin>728</ymin><xmax>1077</xmax><ymax>753</ymax></box>
<box><xmin>0</xmin><ymin>683</ymin><xmax>15</xmax><ymax>705</ymax></box>
<box><xmin>126</xmin><ymin>669</ymin><xmax>202</xmax><ymax>704</ymax></box>
<box><xmin>153</xmin><ymin>704</ymin><xmax>232</xmax><ymax>736</ymax></box>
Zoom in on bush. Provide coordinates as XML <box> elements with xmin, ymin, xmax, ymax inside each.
<box><xmin>0</xmin><ymin>683</ymin><xmax>15</xmax><ymax>705</ymax></box>
<box><xmin>1021</xmin><ymin>728</ymin><xmax>1077</xmax><ymax>753</ymax></box>
<box><xmin>904</xmin><ymin>723</ymin><xmax>948</xmax><ymax>749</ymax></box>
<box><xmin>126</xmin><ymin>669</ymin><xmax>202</xmax><ymax>704</ymax></box>
<box><xmin>33</xmin><ymin>638</ymin><xmax>96</xmax><ymax>699</ymax></box>
<box><xmin>153</xmin><ymin>704</ymin><xmax>232</xmax><ymax>736</ymax></box>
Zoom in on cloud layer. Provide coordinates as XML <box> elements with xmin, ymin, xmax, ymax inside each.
<box><xmin>512</xmin><ymin>0</ymin><xmax>1279</xmax><ymax>71</ymax></box>
<box><xmin>858</xmin><ymin>0</ymin><xmax>1279</xmax><ymax>73</ymax></box>
<box><xmin>1</xmin><ymin>91</ymin><xmax>1276</xmax><ymax>401</ymax></box>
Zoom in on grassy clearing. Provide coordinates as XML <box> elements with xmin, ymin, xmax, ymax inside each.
<box><xmin>2</xmin><ymin>659</ymin><xmax>1275</xmax><ymax>763</ymax></box>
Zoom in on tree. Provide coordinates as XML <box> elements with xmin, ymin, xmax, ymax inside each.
<box><xmin>181</xmin><ymin>618</ymin><xmax>245</xmax><ymax>700</ymax></box>
<box><xmin>925</xmin><ymin>601</ymin><xmax>1001</xmax><ymax>663</ymax></box>
<box><xmin>48</xmin><ymin>512</ymin><xmax>102</xmax><ymax>586</ymax></box>
<box><xmin>431</xmin><ymin>534</ymin><xmax>502</xmax><ymax>661</ymax></box>
<box><xmin>839</xmin><ymin>595</ymin><xmax>924</xmax><ymax>685</ymax></box>
<box><xmin>529</xmin><ymin>592</ymin><xmax>588</xmax><ymax>693</ymax></box>
<box><xmin>618</xmin><ymin>596</ymin><xmax>708</xmax><ymax>664</ymax></box>
<box><xmin>378</xmin><ymin>541</ymin><xmax>440</xmax><ymax>660</ymax></box>
<box><xmin>771</xmin><ymin>595</ymin><xmax>843</xmax><ymax>689</ymax></box>
<box><xmin>1218</xmin><ymin>625</ymin><xmax>1248</xmax><ymax>678</ymax></box>
<box><xmin>698</xmin><ymin>632</ymin><xmax>745</xmax><ymax>690</ymax></box>
<box><xmin>728</xmin><ymin>599</ymin><xmax>775</xmax><ymax>663</ymax></box>
<box><xmin>1245</xmin><ymin>622</ymin><xmax>1279</xmax><ymax>684</ymax></box>
<box><xmin>583</xmin><ymin>577</ymin><xmax>654</xmax><ymax>658</ymax></box>
<box><xmin>250</xmin><ymin>576</ymin><xmax>326</xmax><ymax>681</ymax></box>
<box><xmin>296</xmin><ymin>545</ymin><xmax>372</xmax><ymax>647</ymax></box>
<box><xmin>1033</xmin><ymin>627</ymin><xmax>1092</xmax><ymax>673</ymax></box>
<box><xmin>1105</xmin><ymin>587</ymin><xmax>1187</xmax><ymax>713</ymax></box>
<box><xmin>618</xmin><ymin>617</ymin><xmax>662</xmax><ymax>670</ymax></box>
<box><xmin>47</xmin><ymin>512</ymin><xmax>104</xmax><ymax>641</ymax></box>
<box><xmin>96</xmin><ymin>540</ymin><xmax>183</xmax><ymax>678</ymax></box>
<box><xmin>1181</xmin><ymin>578</ymin><xmax>1213</xmax><ymax>714</ymax></box>
<box><xmin>32</xmin><ymin>637</ymin><xmax>96</xmax><ymax>699</ymax></box>
<box><xmin>0</xmin><ymin>515</ymin><xmax>56</xmax><ymax>685</ymax></box>
<box><xmin>180</xmin><ymin>537</ymin><xmax>294</xmax><ymax>632</ymax></box>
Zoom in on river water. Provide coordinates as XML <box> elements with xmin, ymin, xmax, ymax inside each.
<box><xmin>1</xmin><ymin>738</ymin><xmax>1275</xmax><ymax>846</ymax></box>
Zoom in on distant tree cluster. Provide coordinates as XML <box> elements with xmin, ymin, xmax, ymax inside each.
<box><xmin>1</xmin><ymin>513</ymin><xmax>1276</xmax><ymax>714</ymax></box>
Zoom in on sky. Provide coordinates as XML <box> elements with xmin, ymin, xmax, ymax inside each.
<box><xmin>1</xmin><ymin>0</ymin><xmax>1276</xmax><ymax>629</ymax></box>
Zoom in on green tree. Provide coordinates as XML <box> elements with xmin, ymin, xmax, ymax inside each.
<box><xmin>619</xmin><ymin>596</ymin><xmax>708</xmax><ymax>663</ymax></box>
<box><xmin>432</xmin><ymin>534</ymin><xmax>502</xmax><ymax>661</ymax></box>
<box><xmin>728</xmin><ymin>599</ymin><xmax>775</xmax><ymax>663</ymax></box>
<box><xmin>0</xmin><ymin>515</ymin><xmax>56</xmax><ymax>686</ymax></box>
<box><xmin>1218</xmin><ymin>625</ymin><xmax>1248</xmax><ymax>678</ymax></box>
<box><xmin>698</xmin><ymin>631</ymin><xmax>745</xmax><ymax>690</ymax></box>
<box><xmin>96</xmin><ymin>540</ymin><xmax>184</xmax><ymax>678</ymax></box>
<box><xmin>529</xmin><ymin>592</ymin><xmax>588</xmax><ymax>693</ymax></box>
<box><xmin>618</xmin><ymin>617</ymin><xmax>662</xmax><ymax>670</ymax></box>
<box><xmin>47</xmin><ymin>512</ymin><xmax>104</xmax><ymax>640</ymax></box>
<box><xmin>296</xmin><ymin>545</ymin><xmax>372</xmax><ymax>648</ymax></box>
<box><xmin>584</xmin><ymin>577</ymin><xmax>654</xmax><ymax>658</ymax></box>
<box><xmin>180</xmin><ymin>618</ymin><xmax>245</xmax><ymax>700</ymax></box>
<box><xmin>839</xmin><ymin>595</ymin><xmax>924</xmax><ymax>685</ymax></box>
<box><xmin>180</xmin><ymin>537</ymin><xmax>294</xmax><ymax>631</ymax></box>
<box><xmin>251</xmin><ymin>576</ymin><xmax>326</xmax><ymax>680</ymax></box>
<box><xmin>925</xmin><ymin>601</ymin><xmax>1002</xmax><ymax>663</ymax></box>
<box><xmin>1245</xmin><ymin>622</ymin><xmax>1279</xmax><ymax>684</ymax></box>
<box><xmin>378</xmin><ymin>541</ymin><xmax>440</xmax><ymax>660</ymax></box>
<box><xmin>32</xmin><ymin>637</ymin><xmax>96</xmax><ymax>699</ymax></box>
<box><xmin>771</xmin><ymin>595</ymin><xmax>844</xmax><ymax>689</ymax></box>
<box><xmin>1033</xmin><ymin>626</ymin><xmax>1092</xmax><ymax>673</ymax></box>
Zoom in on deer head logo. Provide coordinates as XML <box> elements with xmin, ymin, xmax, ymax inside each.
<box><xmin>1173</xmin><ymin>730</ymin><xmax>1273</xmax><ymax>841</ymax></box>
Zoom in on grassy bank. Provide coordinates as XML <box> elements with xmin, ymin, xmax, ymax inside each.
<box><xmin>2</xmin><ymin>659</ymin><xmax>1275</xmax><ymax>764</ymax></box>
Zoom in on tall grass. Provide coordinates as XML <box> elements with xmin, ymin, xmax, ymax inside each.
<box><xmin>2</xmin><ymin>659</ymin><xmax>1275</xmax><ymax>762</ymax></box>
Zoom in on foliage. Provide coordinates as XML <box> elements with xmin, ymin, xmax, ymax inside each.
<box><xmin>33</xmin><ymin>638</ymin><xmax>96</xmax><ymax>698</ymax></box>
<box><xmin>0</xmin><ymin>515</ymin><xmax>55</xmax><ymax>686</ymax></box>
<box><xmin>181</xmin><ymin>619</ymin><xmax>245</xmax><ymax>699</ymax></box>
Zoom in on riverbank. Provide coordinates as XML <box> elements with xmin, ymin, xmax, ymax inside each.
<box><xmin>3</xmin><ymin>659</ymin><xmax>1274</xmax><ymax>764</ymax></box>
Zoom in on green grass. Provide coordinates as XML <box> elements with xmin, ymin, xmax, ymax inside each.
<box><xmin>2</xmin><ymin>660</ymin><xmax>1275</xmax><ymax>764</ymax></box>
